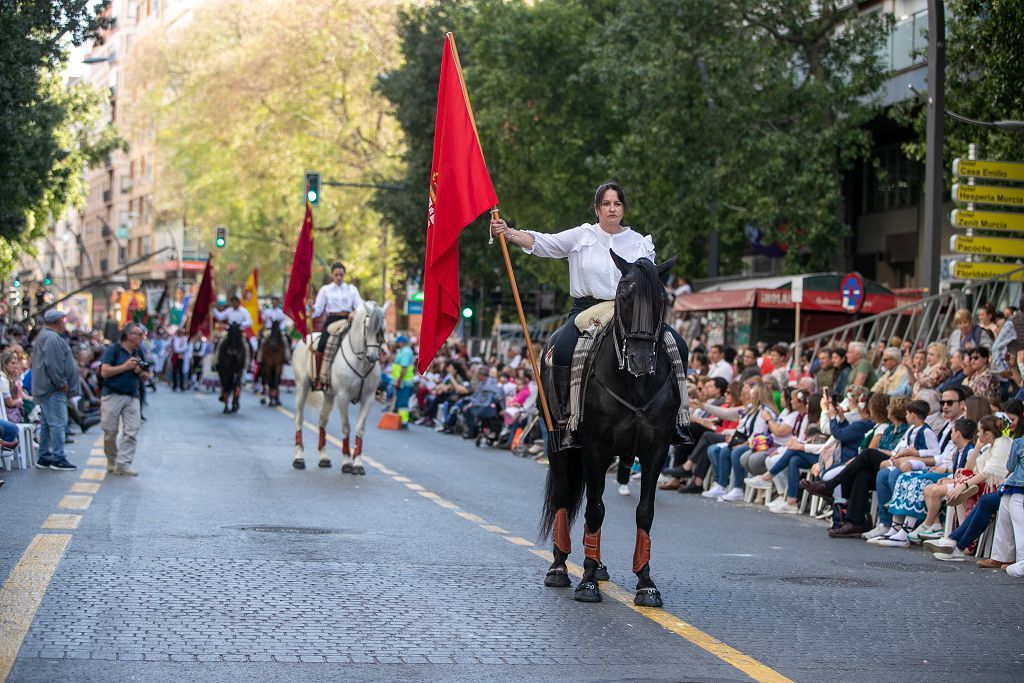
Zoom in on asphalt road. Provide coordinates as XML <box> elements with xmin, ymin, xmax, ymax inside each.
<box><xmin>1</xmin><ymin>384</ymin><xmax>1021</xmax><ymax>682</ymax></box>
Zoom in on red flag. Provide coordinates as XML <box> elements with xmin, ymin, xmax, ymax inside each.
<box><xmin>284</xmin><ymin>202</ymin><xmax>315</xmax><ymax>336</ymax></box>
<box><xmin>186</xmin><ymin>255</ymin><xmax>215</xmax><ymax>338</ymax></box>
<box><xmin>418</xmin><ymin>33</ymin><xmax>498</xmax><ymax>373</ymax></box>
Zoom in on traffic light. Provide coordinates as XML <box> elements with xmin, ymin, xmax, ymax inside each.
<box><xmin>43</xmin><ymin>272</ymin><xmax>52</xmax><ymax>286</ymax></box>
<box><xmin>304</xmin><ymin>171</ymin><xmax>321</xmax><ymax>207</ymax></box>
<box><xmin>462</xmin><ymin>306</ymin><xmax>474</xmax><ymax>319</ymax></box>
<box><xmin>215</xmin><ymin>226</ymin><xmax>227</xmax><ymax>248</ymax></box>
<box><xmin>12</xmin><ymin>278</ymin><xmax>20</xmax><ymax>288</ymax></box>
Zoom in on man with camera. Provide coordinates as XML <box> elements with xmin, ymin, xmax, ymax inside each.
<box><xmin>99</xmin><ymin>322</ymin><xmax>152</xmax><ymax>476</ymax></box>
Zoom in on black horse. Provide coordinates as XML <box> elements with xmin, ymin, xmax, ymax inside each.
<box><xmin>540</xmin><ymin>251</ymin><xmax>682</xmax><ymax>607</ymax></box>
<box><xmin>259</xmin><ymin>320</ymin><xmax>287</xmax><ymax>408</ymax></box>
<box><xmin>217</xmin><ymin>322</ymin><xmax>249</xmax><ymax>413</ymax></box>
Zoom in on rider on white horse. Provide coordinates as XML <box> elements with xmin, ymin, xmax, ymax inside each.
<box><xmin>312</xmin><ymin>262</ymin><xmax>362</xmax><ymax>391</ymax></box>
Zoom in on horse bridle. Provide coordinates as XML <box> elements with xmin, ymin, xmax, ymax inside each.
<box><xmin>613</xmin><ymin>276</ymin><xmax>665</xmax><ymax>375</ymax></box>
<box><xmin>340</xmin><ymin>306</ymin><xmax>384</xmax><ymax>380</ymax></box>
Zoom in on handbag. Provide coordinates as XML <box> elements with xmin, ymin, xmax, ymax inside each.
<box><xmin>728</xmin><ymin>430</ymin><xmax>749</xmax><ymax>448</ymax></box>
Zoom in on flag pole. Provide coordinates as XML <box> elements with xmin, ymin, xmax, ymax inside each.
<box><xmin>444</xmin><ymin>33</ymin><xmax>553</xmax><ymax>433</ymax></box>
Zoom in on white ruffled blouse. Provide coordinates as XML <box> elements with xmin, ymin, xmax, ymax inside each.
<box><xmin>521</xmin><ymin>223</ymin><xmax>656</xmax><ymax>300</ymax></box>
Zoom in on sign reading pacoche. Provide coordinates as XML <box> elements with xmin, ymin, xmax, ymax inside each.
<box><xmin>950</xmin><ymin>234</ymin><xmax>1024</xmax><ymax>258</ymax></box>
<box><xmin>953</xmin><ymin>158</ymin><xmax>1024</xmax><ymax>183</ymax></box>
<box><xmin>952</xmin><ymin>183</ymin><xmax>1024</xmax><ymax>208</ymax></box>
<box><xmin>951</xmin><ymin>209</ymin><xmax>1024</xmax><ymax>232</ymax></box>
<box><xmin>950</xmin><ymin>261</ymin><xmax>1024</xmax><ymax>282</ymax></box>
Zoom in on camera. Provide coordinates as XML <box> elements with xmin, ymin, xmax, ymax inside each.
<box><xmin>135</xmin><ymin>358</ymin><xmax>151</xmax><ymax>370</ymax></box>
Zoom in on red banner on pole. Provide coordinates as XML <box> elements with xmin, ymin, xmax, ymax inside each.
<box><xmin>186</xmin><ymin>255</ymin><xmax>215</xmax><ymax>338</ymax></box>
<box><xmin>284</xmin><ymin>203</ymin><xmax>315</xmax><ymax>336</ymax></box>
<box><xmin>417</xmin><ymin>33</ymin><xmax>498</xmax><ymax>373</ymax></box>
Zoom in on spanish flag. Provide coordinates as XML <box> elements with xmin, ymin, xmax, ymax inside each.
<box><xmin>242</xmin><ymin>267</ymin><xmax>261</xmax><ymax>336</ymax></box>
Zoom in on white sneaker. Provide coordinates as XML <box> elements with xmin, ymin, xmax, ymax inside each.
<box><xmin>907</xmin><ymin>524</ymin><xmax>943</xmax><ymax>544</ymax></box>
<box><xmin>617</xmin><ymin>484</ymin><xmax>630</xmax><ymax>496</ymax></box>
<box><xmin>934</xmin><ymin>548</ymin><xmax>966</xmax><ymax>561</ymax></box>
<box><xmin>770</xmin><ymin>501</ymin><xmax>800</xmax><ymax>514</ymax></box>
<box><xmin>875</xmin><ymin>528</ymin><xmax>910</xmax><ymax>548</ymax></box>
<box><xmin>702</xmin><ymin>484</ymin><xmax>727</xmax><ymax>499</ymax></box>
<box><xmin>1007</xmin><ymin>561</ymin><xmax>1024</xmax><ymax>578</ymax></box>
<box><xmin>719</xmin><ymin>487</ymin><xmax>745</xmax><ymax>502</ymax></box>
<box><xmin>767</xmin><ymin>496</ymin><xmax>790</xmax><ymax>510</ymax></box>
<box><xmin>743</xmin><ymin>476</ymin><xmax>772</xmax><ymax>490</ymax></box>
<box><xmin>923</xmin><ymin>537</ymin><xmax>957</xmax><ymax>553</ymax></box>
<box><xmin>862</xmin><ymin>524</ymin><xmax>890</xmax><ymax>541</ymax></box>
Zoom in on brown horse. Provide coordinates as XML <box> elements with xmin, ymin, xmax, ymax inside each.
<box><xmin>259</xmin><ymin>320</ymin><xmax>287</xmax><ymax>408</ymax></box>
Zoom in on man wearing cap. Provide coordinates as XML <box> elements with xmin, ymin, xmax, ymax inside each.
<box><xmin>99</xmin><ymin>322</ymin><xmax>152</xmax><ymax>476</ymax></box>
<box><xmin>31</xmin><ymin>309</ymin><xmax>81</xmax><ymax>470</ymax></box>
<box><xmin>390</xmin><ymin>336</ymin><xmax>415</xmax><ymax>426</ymax></box>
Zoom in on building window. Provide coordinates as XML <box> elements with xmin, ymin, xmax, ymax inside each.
<box><xmin>865</xmin><ymin>145</ymin><xmax>922</xmax><ymax>213</ymax></box>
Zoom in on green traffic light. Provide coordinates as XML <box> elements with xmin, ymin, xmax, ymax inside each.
<box><xmin>215</xmin><ymin>238</ymin><xmax>226</xmax><ymax>248</ymax></box>
<box><xmin>462</xmin><ymin>307</ymin><xmax>473</xmax><ymax>318</ymax></box>
<box><xmin>12</xmin><ymin>279</ymin><xmax>20</xmax><ymax>288</ymax></box>
<box><xmin>44</xmin><ymin>277</ymin><xmax>52</xmax><ymax>286</ymax></box>
<box><xmin>307</xmin><ymin>189</ymin><xmax>318</xmax><ymax>203</ymax></box>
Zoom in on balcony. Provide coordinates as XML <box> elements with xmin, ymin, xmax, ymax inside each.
<box><xmin>876</xmin><ymin>8</ymin><xmax>930</xmax><ymax>107</ymax></box>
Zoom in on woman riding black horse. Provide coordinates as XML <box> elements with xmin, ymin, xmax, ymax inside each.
<box><xmin>489</xmin><ymin>181</ymin><xmax>688</xmax><ymax>448</ymax></box>
<box><xmin>490</xmin><ymin>182</ymin><xmax>688</xmax><ymax>607</ymax></box>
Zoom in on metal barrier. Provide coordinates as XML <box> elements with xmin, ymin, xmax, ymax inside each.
<box><xmin>799</xmin><ymin>265</ymin><xmax>1024</xmax><ymax>364</ymax></box>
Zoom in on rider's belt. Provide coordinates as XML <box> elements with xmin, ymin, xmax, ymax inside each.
<box><xmin>570</xmin><ymin>296</ymin><xmax>606</xmax><ymax>314</ymax></box>
<box><xmin>325</xmin><ymin>311</ymin><xmax>350</xmax><ymax>319</ymax></box>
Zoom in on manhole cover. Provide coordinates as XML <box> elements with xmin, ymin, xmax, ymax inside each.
<box><xmin>779</xmin><ymin>576</ymin><xmax>878</xmax><ymax>588</ymax></box>
<box><xmin>864</xmin><ymin>560</ymin><xmax>956</xmax><ymax>573</ymax></box>
<box><xmin>238</xmin><ymin>526</ymin><xmax>334</xmax><ymax>535</ymax></box>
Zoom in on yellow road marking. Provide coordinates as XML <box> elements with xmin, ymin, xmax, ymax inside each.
<box><xmin>70</xmin><ymin>483</ymin><xmax>100</xmax><ymax>494</ymax></box>
<box><xmin>86</xmin><ymin>457</ymin><xmax>107</xmax><ymax>467</ymax></box>
<box><xmin>0</xmin><ymin>534</ymin><xmax>72</xmax><ymax>681</ymax></box>
<box><xmin>404</xmin><ymin>483</ymin><xmax>425</xmax><ymax>492</ymax></box>
<box><xmin>417</xmin><ymin>491</ymin><xmax>440</xmax><ymax>500</ymax></box>
<box><xmin>432</xmin><ymin>499</ymin><xmax>460</xmax><ymax>510</ymax></box>
<box><xmin>58</xmin><ymin>495</ymin><xmax>92</xmax><ymax>511</ymax></box>
<box><xmin>456</xmin><ymin>511</ymin><xmax>486</xmax><ymax>523</ymax></box>
<box><xmin>42</xmin><ymin>514</ymin><xmax>81</xmax><ymax>530</ymax></box>
<box><xmin>281</xmin><ymin>403</ymin><xmax>793</xmax><ymax>683</ymax></box>
<box><xmin>80</xmin><ymin>468</ymin><xmax>106</xmax><ymax>481</ymax></box>
<box><xmin>503</xmin><ymin>535</ymin><xmax>534</xmax><ymax>546</ymax></box>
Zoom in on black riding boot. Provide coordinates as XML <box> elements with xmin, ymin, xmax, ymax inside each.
<box><xmin>549</xmin><ymin>365</ymin><xmax>579</xmax><ymax>451</ymax></box>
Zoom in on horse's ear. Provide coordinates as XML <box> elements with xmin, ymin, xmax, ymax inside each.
<box><xmin>657</xmin><ymin>256</ymin><xmax>678</xmax><ymax>278</ymax></box>
<box><xmin>609</xmin><ymin>249</ymin><xmax>631</xmax><ymax>276</ymax></box>
<box><xmin>382</xmin><ymin>301</ymin><xmax>391</xmax><ymax>314</ymax></box>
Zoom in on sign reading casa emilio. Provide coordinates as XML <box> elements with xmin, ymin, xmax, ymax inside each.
<box><xmin>953</xmin><ymin>158</ymin><xmax>1024</xmax><ymax>183</ymax></box>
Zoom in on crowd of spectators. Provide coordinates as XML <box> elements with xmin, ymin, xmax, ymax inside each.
<box><xmin>658</xmin><ymin>303</ymin><xmax>1024</xmax><ymax>576</ymax></box>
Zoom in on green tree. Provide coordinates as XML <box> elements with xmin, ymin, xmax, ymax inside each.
<box><xmin>0</xmin><ymin>1</ymin><xmax>121</xmax><ymax>276</ymax></box>
<box><xmin>127</xmin><ymin>0</ymin><xmax>402</xmax><ymax>298</ymax></box>
<box><xmin>896</xmin><ymin>0</ymin><xmax>1024</xmax><ymax>169</ymax></box>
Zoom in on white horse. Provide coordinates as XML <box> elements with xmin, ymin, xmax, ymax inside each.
<box><xmin>292</xmin><ymin>301</ymin><xmax>389</xmax><ymax>474</ymax></box>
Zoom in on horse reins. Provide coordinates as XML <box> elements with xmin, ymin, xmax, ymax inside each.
<box><xmin>338</xmin><ymin>307</ymin><xmax>384</xmax><ymax>399</ymax></box>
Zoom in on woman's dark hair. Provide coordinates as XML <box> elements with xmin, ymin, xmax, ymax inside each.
<box><xmin>806</xmin><ymin>393</ymin><xmax>822</xmax><ymax>425</ymax></box>
<box><xmin>591</xmin><ymin>181</ymin><xmax>628</xmax><ymax>217</ymax></box>
<box><xmin>965</xmin><ymin>395</ymin><xmax>992</xmax><ymax>423</ymax></box>
<box><xmin>1004</xmin><ymin>398</ymin><xmax>1024</xmax><ymax>437</ymax></box>
<box><xmin>867</xmin><ymin>393</ymin><xmax>890</xmax><ymax>423</ymax></box>
<box><xmin>331</xmin><ymin>262</ymin><xmax>346</xmax><ymax>273</ymax></box>
<box><xmin>978</xmin><ymin>414</ymin><xmax>1004</xmax><ymax>438</ymax></box>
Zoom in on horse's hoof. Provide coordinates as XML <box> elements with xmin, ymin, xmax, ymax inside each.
<box><xmin>634</xmin><ymin>587</ymin><xmax>663</xmax><ymax>608</ymax></box>
<box><xmin>341</xmin><ymin>463</ymin><xmax>353</xmax><ymax>474</ymax></box>
<box><xmin>574</xmin><ymin>581</ymin><xmax>602</xmax><ymax>603</ymax></box>
<box><xmin>318</xmin><ymin>459</ymin><xmax>332</xmax><ymax>468</ymax></box>
<box><xmin>544</xmin><ymin>569</ymin><xmax>571</xmax><ymax>588</ymax></box>
<box><xmin>595</xmin><ymin>564</ymin><xmax>610</xmax><ymax>582</ymax></box>
<box><xmin>260</xmin><ymin>398</ymin><xmax>267</xmax><ymax>405</ymax></box>
<box><xmin>352</xmin><ymin>465</ymin><xmax>366</xmax><ymax>476</ymax></box>
<box><xmin>292</xmin><ymin>459</ymin><xmax>306</xmax><ymax>470</ymax></box>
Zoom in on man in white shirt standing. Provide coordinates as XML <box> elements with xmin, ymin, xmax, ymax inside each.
<box><xmin>707</xmin><ymin>344</ymin><xmax>734</xmax><ymax>382</ymax></box>
<box><xmin>312</xmin><ymin>262</ymin><xmax>363</xmax><ymax>390</ymax></box>
<box><xmin>212</xmin><ymin>296</ymin><xmax>254</xmax><ymax>331</ymax></box>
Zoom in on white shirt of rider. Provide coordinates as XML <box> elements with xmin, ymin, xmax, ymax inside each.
<box><xmin>521</xmin><ymin>223</ymin><xmax>656</xmax><ymax>300</ymax></box>
<box><xmin>313</xmin><ymin>282</ymin><xmax>363</xmax><ymax>318</ymax></box>
<box><xmin>213</xmin><ymin>306</ymin><xmax>253</xmax><ymax>328</ymax></box>
<box><xmin>261</xmin><ymin>307</ymin><xmax>288</xmax><ymax>326</ymax></box>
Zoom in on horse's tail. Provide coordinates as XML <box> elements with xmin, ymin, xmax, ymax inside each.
<box><xmin>538</xmin><ymin>446</ymin><xmax>585</xmax><ymax>543</ymax></box>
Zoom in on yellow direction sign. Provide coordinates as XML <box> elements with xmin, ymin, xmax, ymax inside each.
<box><xmin>953</xmin><ymin>158</ymin><xmax>1024</xmax><ymax>183</ymax></box>
<box><xmin>950</xmin><ymin>261</ymin><xmax>1024</xmax><ymax>282</ymax></box>
<box><xmin>951</xmin><ymin>209</ymin><xmax>1024</xmax><ymax>232</ymax></box>
<box><xmin>952</xmin><ymin>183</ymin><xmax>1024</xmax><ymax>208</ymax></box>
<box><xmin>951</xmin><ymin>234</ymin><xmax>1024</xmax><ymax>258</ymax></box>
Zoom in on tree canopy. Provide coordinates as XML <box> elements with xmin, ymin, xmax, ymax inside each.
<box><xmin>126</xmin><ymin>0</ymin><xmax>403</xmax><ymax>298</ymax></box>
<box><xmin>0</xmin><ymin>0</ymin><xmax>121</xmax><ymax>276</ymax></box>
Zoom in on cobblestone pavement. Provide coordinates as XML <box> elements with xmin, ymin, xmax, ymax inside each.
<box><xmin>2</xmin><ymin>386</ymin><xmax>1022</xmax><ymax>682</ymax></box>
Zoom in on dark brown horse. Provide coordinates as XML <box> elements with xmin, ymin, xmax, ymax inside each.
<box><xmin>540</xmin><ymin>251</ymin><xmax>681</xmax><ymax>607</ymax></box>
<box><xmin>217</xmin><ymin>322</ymin><xmax>249</xmax><ymax>413</ymax></box>
<box><xmin>259</xmin><ymin>320</ymin><xmax>287</xmax><ymax>408</ymax></box>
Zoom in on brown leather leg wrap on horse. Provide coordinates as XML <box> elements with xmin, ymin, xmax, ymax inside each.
<box><xmin>342</xmin><ymin>437</ymin><xmax>350</xmax><ymax>456</ymax></box>
<box><xmin>632</xmin><ymin>528</ymin><xmax>652</xmax><ymax>574</ymax></box>
<box><xmin>294</xmin><ymin>429</ymin><xmax>303</xmax><ymax>447</ymax></box>
<box><xmin>553</xmin><ymin>508</ymin><xmax>571</xmax><ymax>555</ymax></box>
<box><xmin>583</xmin><ymin>526</ymin><xmax>601</xmax><ymax>563</ymax></box>
<box><xmin>318</xmin><ymin>428</ymin><xmax>326</xmax><ymax>452</ymax></box>
<box><xmin>354</xmin><ymin>436</ymin><xmax>363</xmax><ymax>457</ymax></box>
